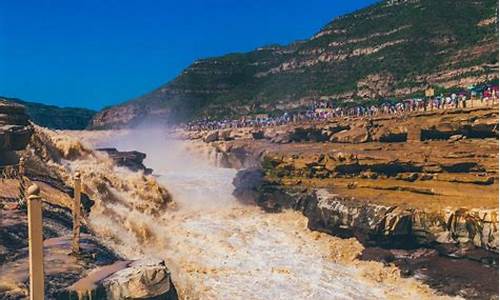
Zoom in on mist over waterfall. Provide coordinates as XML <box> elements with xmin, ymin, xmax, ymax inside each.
<box><xmin>84</xmin><ymin>129</ymin><xmax>445</xmax><ymax>299</ymax></box>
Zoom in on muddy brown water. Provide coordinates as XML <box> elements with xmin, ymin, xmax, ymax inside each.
<box><xmin>70</xmin><ymin>132</ymin><xmax>461</xmax><ymax>299</ymax></box>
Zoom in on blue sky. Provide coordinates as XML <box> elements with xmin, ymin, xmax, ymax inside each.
<box><xmin>0</xmin><ymin>0</ymin><xmax>377</xmax><ymax>110</ymax></box>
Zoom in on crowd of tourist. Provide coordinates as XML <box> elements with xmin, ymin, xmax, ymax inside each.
<box><xmin>184</xmin><ymin>84</ymin><xmax>499</xmax><ymax>131</ymax></box>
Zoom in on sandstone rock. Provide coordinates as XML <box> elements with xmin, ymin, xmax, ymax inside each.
<box><xmin>421</xmin><ymin>122</ymin><xmax>461</xmax><ymax>140</ymax></box>
<box><xmin>421</xmin><ymin>113</ymin><xmax>499</xmax><ymax>140</ymax></box>
<box><xmin>0</xmin><ymin>100</ymin><xmax>33</xmax><ymax>154</ymax></box>
<box><xmin>422</xmin><ymin>165</ymin><xmax>442</xmax><ymax>173</ymax></box>
<box><xmin>328</xmin><ymin>151</ymin><xmax>355</xmax><ymax>162</ymax></box>
<box><xmin>448</xmin><ymin>134</ymin><xmax>464</xmax><ymax>142</ymax></box>
<box><xmin>440</xmin><ymin>162</ymin><xmax>481</xmax><ymax>173</ymax></box>
<box><xmin>330</xmin><ymin>126</ymin><xmax>370</xmax><ymax>143</ymax></box>
<box><xmin>270</xmin><ymin>133</ymin><xmax>291</xmax><ymax>144</ymax></box>
<box><xmin>396</xmin><ymin>172</ymin><xmax>419</xmax><ymax>182</ymax></box>
<box><xmin>323</xmin><ymin>124</ymin><xmax>350</xmax><ymax>138</ymax></box>
<box><xmin>302</xmin><ymin>190</ymin><xmax>499</xmax><ymax>252</ymax></box>
<box><xmin>219</xmin><ymin>129</ymin><xmax>232</xmax><ymax>141</ymax></box>
<box><xmin>0</xmin><ymin>125</ymin><xmax>33</xmax><ymax>151</ymax></box>
<box><xmin>289</xmin><ymin>127</ymin><xmax>328</xmax><ymax>142</ymax></box>
<box><xmin>102</xmin><ymin>258</ymin><xmax>174</xmax><ymax>299</ymax></box>
<box><xmin>63</xmin><ymin>258</ymin><xmax>177</xmax><ymax>300</ymax></box>
<box><xmin>356</xmin><ymin>72</ymin><xmax>395</xmax><ymax>99</ymax></box>
<box><xmin>360</xmin><ymin>171</ymin><xmax>378</xmax><ymax>179</ymax></box>
<box><xmin>469</xmin><ymin>118</ymin><xmax>498</xmax><ymax>138</ymax></box>
<box><xmin>372</xmin><ymin>127</ymin><xmax>408</xmax><ymax>143</ymax></box>
<box><xmin>204</xmin><ymin>131</ymin><xmax>219</xmax><ymax>143</ymax></box>
<box><xmin>97</xmin><ymin>148</ymin><xmax>153</xmax><ymax>175</ymax></box>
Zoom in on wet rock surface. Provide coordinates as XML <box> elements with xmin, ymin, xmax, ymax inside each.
<box><xmin>97</xmin><ymin>147</ymin><xmax>153</xmax><ymax>174</ymax></box>
<box><xmin>358</xmin><ymin>247</ymin><xmax>498</xmax><ymax>300</ymax></box>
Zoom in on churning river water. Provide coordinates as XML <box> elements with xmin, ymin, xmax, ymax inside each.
<box><xmin>85</xmin><ymin>130</ymin><xmax>449</xmax><ymax>300</ymax></box>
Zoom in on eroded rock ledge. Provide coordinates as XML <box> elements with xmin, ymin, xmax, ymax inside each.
<box><xmin>234</xmin><ymin>170</ymin><xmax>498</xmax><ymax>261</ymax></box>
<box><xmin>191</xmin><ymin>107</ymin><xmax>499</xmax><ymax>262</ymax></box>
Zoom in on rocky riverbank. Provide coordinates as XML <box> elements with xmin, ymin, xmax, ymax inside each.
<box><xmin>0</xmin><ymin>100</ymin><xmax>177</xmax><ymax>299</ymax></box>
<box><xmin>185</xmin><ymin>106</ymin><xmax>499</xmax><ymax>299</ymax></box>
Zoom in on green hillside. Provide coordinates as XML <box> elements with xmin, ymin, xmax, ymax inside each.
<box><xmin>91</xmin><ymin>0</ymin><xmax>499</xmax><ymax>128</ymax></box>
<box><xmin>1</xmin><ymin>96</ymin><xmax>96</xmax><ymax>130</ymax></box>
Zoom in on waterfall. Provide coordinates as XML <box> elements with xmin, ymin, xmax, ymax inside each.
<box><xmin>80</xmin><ymin>129</ymin><xmax>447</xmax><ymax>299</ymax></box>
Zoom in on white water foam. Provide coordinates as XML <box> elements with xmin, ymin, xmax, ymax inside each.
<box><xmin>84</xmin><ymin>129</ymin><xmax>451</xmax><ymax>300</ymax></box>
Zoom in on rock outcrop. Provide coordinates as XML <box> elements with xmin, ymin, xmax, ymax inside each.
<box><xmin>193</xmin><ymin>107</ymin><xmax>500</xmax><ymax>261</ymax></box>
<box><xmin>235</xmin><ymin>169</ymin><xmax>498</xmax><ymax>258</ymax></box>
<box><xmin>63</xmin><ymin>258</ymin><xmax>177</xmax><ymax>299</ymax></box>
<box><xmin>97</xmin><ymin>148</ymin><xmax>153</xmax><ymax>175</ymax></box>
<box><xmin>102</xmin><ymin>258</ymin><xmax>176</xmax><ymax>299</ymax></box>
<box><xmin>0</xmin><ymin>100</ymin><xmax>33</xmax><ymax>158</ymax></box>
<box><xmin>306</xmin><ymin>190</ymin><xmax>498</xmax><ymax>253</ymax></box>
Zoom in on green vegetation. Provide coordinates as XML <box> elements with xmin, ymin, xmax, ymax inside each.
<box><xmin>100</xmin><ymin>0</ymin><xmax>499</xmax><ymax>125</ymax></box>
<box><xmin>1</xmin><ymin>96</ymin><xmax>96</xmax><ymax>129</ymax></box>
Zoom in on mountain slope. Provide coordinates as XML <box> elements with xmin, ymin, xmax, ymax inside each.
<box><xmin>1</xmin><ymin>97</ymin><xmax>96</xmax><ymax>130</ymax></box>
<box><xmin>90</xmin><ymin>0</ymin><xmax>499</xmax><ymax>128</ymax></box>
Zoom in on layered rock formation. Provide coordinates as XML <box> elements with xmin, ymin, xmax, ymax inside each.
<box><xmin>181</xmin><ymin>106</ymin><xmax>499</xmax><ymax>298</ymax></box>
<box><xmin>91</xmin><ymin>0</ymin><xmax>498</xmax><ymax>128</ymax></box>
<box><xmin>0</xmin><ymin>100</ymin><xmax>33</xmax><ymax>164</ymax></box>
<box><xmin>187</xmin><ymin>107</ymin><xmax>499</xmax><ymax>257</ymax></box>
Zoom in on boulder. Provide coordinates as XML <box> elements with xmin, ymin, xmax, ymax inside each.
<box><xmin>323</xmin><ymin>124</ymin><xmax>350</xmax><ymax>138</ymax></box>
<box><xmin>103</xmin><ymin>258</ymin><xmax>175</xmax><ymax>299</ymax></box>
<box><xmin>203</xmin><ymin>131</ymin><xmax>219</xmax><ymax>143</ymax></box>
<box><xmin>330</xmin><ymin>126</ymin><xmax>370</xmax><ymax>143</ymax></box>
<box><xmin>62</xmin><ymin>258</ymin><xmax>177</xmax><ymax>300</ymax></box>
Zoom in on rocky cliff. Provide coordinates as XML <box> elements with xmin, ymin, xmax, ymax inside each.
<box><xmin>187</xmin><ymin>106</ymin><xmax>499</xmax><ymax>254</ymax></box>
<box><xmin>0</xmin><ymin>100</ymin><xmax>33</xmax><ymax>165</ymax></box>
<box><xmin>1</xmin><ymin>96</ymin><xmax>96</xmax><ymax>130</ymax></box>
<box><xmin>181</xmin><ymin>105</ymin><xmax>499</xmax><ymax>298</ymax></box>
<box><xmin>91</xmin><ymin>0</ymin><xmax>498</xmax><ymax>128</ymax></box>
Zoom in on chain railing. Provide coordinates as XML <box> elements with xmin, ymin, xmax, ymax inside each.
<box><xmin>0</xmin><ymin>157</ymin><xmax>30</xmax><ymax>209</ymax></box>
<box><xmin>2</xmin><ymin>165</ymin><xmax>83</xmax><ymax>299</ymax></box>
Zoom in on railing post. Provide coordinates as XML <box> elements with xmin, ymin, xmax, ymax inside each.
<box><xmin>19</xmin><ymin>156</ymin><xmax>25</xmax><ymax>176</ymax></box>
<box><xmin>72</xmin><ymin>172</ymin><xmax>81</xmax><ymax>255</ymax></box>
<box><xmin>27</xmin><ymin>184</ymin><xmax>44</xmax><ymax>300</ymax></box>
<box><xmin>18</xmin><ymin>156</ymin><xmax>28</xmax><ymax>209</ymax></box>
